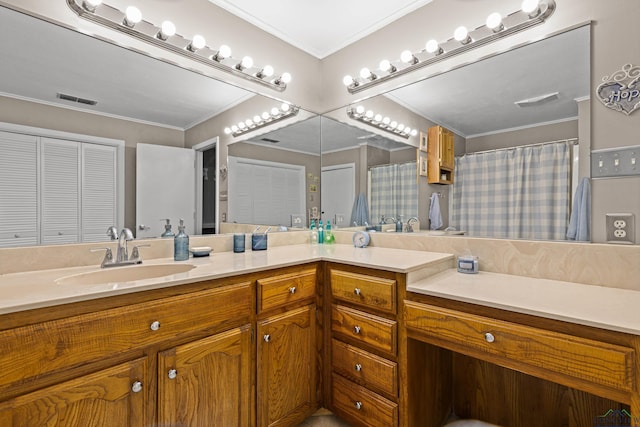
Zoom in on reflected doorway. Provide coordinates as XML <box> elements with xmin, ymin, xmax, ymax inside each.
<box><xmin>202</xmin><ymin>147</ymin><xmax>217</xmax><ymax>234</ymax></box>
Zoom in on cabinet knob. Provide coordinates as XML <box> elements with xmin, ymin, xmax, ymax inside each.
<box><xmin>484</xmin><ymin>332</ymin><xmax>495</xmax><ymax>343</ymax></box>
<box><xmin>289</xmin><ymin>286</ymin><xmax>296</xmax><ymax>294</ymax></box>
<box><xmin>168</xmin><ymin>369</ymin><xmax>177</xmax><ymax>379</ymax></box>
<box><xmin>150</xmin><ymin>320</ymin><xmax>161</xmax><ymax>331</ymax></box>
<box><xmin>353</xmin><ymin>325</ymin><xmax>361</xmax><ymax>334</ymax></box>
<box><xmin>354</xmin><ymin>363</ymin><xmax>362</xmax><ymax>372</ymax></box>
<box><xmin>131</xmin><ymin>381</ymin><xmax>143</xmax><ymax>393</ymax></box>
<box><xmin>354</xmin><ymin>401</ymin><xmax>363</xmax><ymax>410</ymax></box>
<box><xmin>263</xmin><ymin>334</ymin><xmax>271</xmax><ymax>343</ymax></box>
<box><xmin>354</xmin><ymin>288</ymin><xmax>361</xmax><ymax>296</ymax></box>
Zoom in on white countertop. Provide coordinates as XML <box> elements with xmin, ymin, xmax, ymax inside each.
<box><xmin>407</xmin><ymin>269</ymin><xmax>640</xmax><ymax>335</ymax></box>
<box><xmin>0</xmin><ymin>244</ymin><xmax>452</xmax><ymax>315</ymax></box>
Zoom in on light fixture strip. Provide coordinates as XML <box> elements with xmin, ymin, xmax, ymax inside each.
<box><xmin>226</xmin><ymin>105</ymin><xmax>300</xmax><ymax>137</ymax></box>
<box><xmin>345</xmin><ymin>0</ymin><xmax>556</xmax><ymax>94</ymax></box>
<box><xmin>66</xmin><ymin>0</ymin><xmax>289</xmax><ymax>91</ymax></box>
<box><xmin>347</xmin><ymin>108</ymin><xmax>414</xmax><ymax>140</ymax></box>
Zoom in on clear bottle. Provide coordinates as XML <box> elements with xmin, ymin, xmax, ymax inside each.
<box><xmin>310</xmin><ymin>219</ymin><xmax>318</xmax><ymax>245</ymax></box>
<box><xmin>317</xmin><ymin>220</ymin><xmax>324</xmax><ymax>244</ymax></box>
<box><xmin>324</xmin><ymin>220</ymin><xmax>335</xmax><ymax>244</ymax></box>
<box><xmin>174</xmin><ymin>219</ymin><xmax>189</xmax><ymax>261</ymax></box>
<box><xmin>160</xmin><ymin>218</ymin><xmax>175</xmax><ymax>238</ymax></box>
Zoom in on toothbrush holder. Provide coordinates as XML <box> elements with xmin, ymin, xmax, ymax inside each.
<box><xmin>251</xmin><ymin>233</ymin><xmax>268</xmax><ymax>251</ymax></box>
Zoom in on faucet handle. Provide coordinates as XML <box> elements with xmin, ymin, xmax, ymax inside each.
<box><xmin>91</xmin><ymin>247</ymin><xmax>113</xmax><ymax>267</ymax></box>
<box><xmin>130</xmin><ymin>244</ymin><xmax>150</xmax><ymax>263</ymax></box>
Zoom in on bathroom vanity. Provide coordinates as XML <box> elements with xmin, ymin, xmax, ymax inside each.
<box><xmin>0</xmin><ymin>244</ymin><xmax>638</xmax><ymax>427</ymax></box>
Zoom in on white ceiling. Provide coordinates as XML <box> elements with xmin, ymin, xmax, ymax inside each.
<box><xmin>207</xmin><ymin>0</ymin><xmax>433</xmax><ymax>59</ymax></box>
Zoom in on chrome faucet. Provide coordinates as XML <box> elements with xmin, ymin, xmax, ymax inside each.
<box><xmin>116</xmin><ymin>228</ymin><xmax>134</xmax><ymax>263</ymax></box>
<box><xmin>383</xmin><ymin>216</ymin><xmax>396</xmax><ymax>224</ymax></box>
<box><xmin>405</xmin><ymin>217</ymin><xmax>419</xmax><ymax>232</ymax></box>
<box><xmin>93</xmin><ymin>227</ymin><xmax>147</xmax><ymax>268</ymax></box>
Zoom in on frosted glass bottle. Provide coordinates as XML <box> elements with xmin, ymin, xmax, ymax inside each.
<box><xmin>310</xmin><ymin>220</ymin><xmax>318</xmax><ymax>245</ymax></box>
<box><xmin>174</xmin><ymin>219</ymin><xmax>189</xmax><ymax>261</ymax></box>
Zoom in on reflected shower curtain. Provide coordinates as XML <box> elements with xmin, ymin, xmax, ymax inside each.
<box><xmin>451</xmin><ymin>142</ymin><xmax>571</xmax><ymax>240</ymax></box>
<box><xmin>369</xmin><ymin>162</ymin><xmax>418</xmax><ymax>224</ymax></box>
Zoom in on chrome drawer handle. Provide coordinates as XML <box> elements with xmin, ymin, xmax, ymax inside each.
<box><xmin>289</xmin><ymin>286</ymin><xmax>296</xmax><ymax>294</ymax></box>
<box><xmin>353</xmin><ymin>325</ymin><xmax>361</xmax><ymax>334</ymax></box>
<box><xmin>150</xmin><ymin>320</ymin><xmax>161</xmax><ymax>331</ymax></box>
<box><xmin>168</xmin><ymin>369</ymin><xmax>177</xmax><ymax>380</ymax></box>
<box><xmin>485</xmin><ymin>332</ymin><xmax>495</xmax><ymax>343</ymax></box>
<box><xmin>354</xmin><ymin>288</ymin><xmax>361</xmax><ymax>296</ymax></box>
<box><xmin>354</xmin><ymin>401</ymin><xmax>363</xmax><ymax>410</ymax></box>
<box><xmin>355</xmin><ymin>363</ymin><xmax>362</xmax><ymax>372</ymax></box>
<box><xmin>264</xmin><ymin>334</ymin><xmax>271</xmax><ymax>343</ymax></box>
<box><xmin>131</xmin><ymin>381</ymin><xmax>143</xmax><ymax>393</ymax></box>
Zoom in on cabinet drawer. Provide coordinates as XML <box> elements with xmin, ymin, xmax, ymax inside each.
<box><xmin>0</xmin><ymin>282</ymin><xmax>251</xmax><ymax>394</ymax></box>
<box><xmin>330</xmin><ymin>269</ymin><xmax>396</xmax><ymax>314</ymax></box>
<box><xmin>332</xmin><ymin>373</ymin><xmax>398</xmax><ymax>427</ymax></box>
<box><xmin>332</xmin><ymin>339</ymin><xmax>397</xmax><ymax>398</ymax></box>
<box><xmin>404</xmin><ymin>301</ymin><xmax>635</xmax><ymax>393</ymax></box>
<box><xmin>332</xmin><ymin>305</ymin><xmax>397</xmax><ymax>356</ymax></box>
<box><xmin>257</xmin><ymin>267</ymin><xmax>316</xmax><ymax>313</ymax></box>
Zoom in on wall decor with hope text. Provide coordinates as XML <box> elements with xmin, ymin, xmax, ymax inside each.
<box><xmin>597</xmin><ymin>63</ymin><xmax>640</xmax><ymax>115</ymax></box>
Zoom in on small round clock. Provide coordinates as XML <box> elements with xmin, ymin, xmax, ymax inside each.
<box><xmin>352</xmin><ymin>230</ymin><xmax>370</xmax><ymax>248</ymax></box>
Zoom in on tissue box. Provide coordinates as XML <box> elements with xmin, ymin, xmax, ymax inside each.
<box><xmin>457</xmin><ymin>256</ymin><xmax>478</xmax><ymax>274</ymax></box>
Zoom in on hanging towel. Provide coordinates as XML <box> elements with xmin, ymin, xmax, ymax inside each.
<box><xmin>429</xmin><ymin>192</ymin><xmax>443</xmax><ymax>230</ymax></box>
<box><xmin>350</xmin><ymin>192</ymin><xmax>370</xmax><ymax>226</ymax></box>
<box><xmin>567</xmin><ymin>177</ymin><xmax>590</xmax><ymax>241</ymax></box>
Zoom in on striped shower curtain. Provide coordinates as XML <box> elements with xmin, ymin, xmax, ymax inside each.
<box><xmin>451</xmin><ymin>142</ymin><xmax>571</xmax><ymax>240</ymax></box>
<box><xmin>369</xmin><ymin>162</ymin><xmax>418</xmax><ymax>224</ymax></box>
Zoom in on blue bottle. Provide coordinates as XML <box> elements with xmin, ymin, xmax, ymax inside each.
<box><xmin>318</xmin><ymin>220</ymin><xmax>324</xmax><ymax>244</ymax></box>
<box><xmin>174</xmin><ymin>219</ymin><xmax>189</xmax><ymax>261</ymax></box>
<box><xmin>161</xmin><ymin>218</ymin><xmax>175</xmax><ymax>238</ymax></box>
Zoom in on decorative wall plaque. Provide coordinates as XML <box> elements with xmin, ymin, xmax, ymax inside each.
<box><xmin>597</xmin><ymin>63</ymin><xmax>640</xmax><ymax>115</ymax></box>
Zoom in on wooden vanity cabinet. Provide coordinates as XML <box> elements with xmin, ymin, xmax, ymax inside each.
<box><xmin>326</xmin><ymin>264</ymin><xmax>401</xmax><ymax>427</ymax></box>
<box><xmin>256</xmin><ymin>266</ymin><xmax>319</xmax><ymax>427</ymax></box>
<box><xmin>427</xmin><ymin>125</ymin><xmax>455</xmax><ymax>184</ymax></box>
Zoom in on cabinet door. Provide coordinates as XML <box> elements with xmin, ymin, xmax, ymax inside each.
<box><xmin>257</xmin><ymin>304</ymin><xmax>317</xmax><ymax>427</ymax></box>
<box><xmin>158</xmin><ymin>326</ymin><xmax>252</xmax><ymax>427</ymax></box>
<box><xmin>441</xmin><ymin>128</ymin><xmax>455</xmax><ymax>170</ymax></box>
<box><xmin>0</xmin><ymin>358</ymin><xmax>147</xmax><ymax>426</ymax></box>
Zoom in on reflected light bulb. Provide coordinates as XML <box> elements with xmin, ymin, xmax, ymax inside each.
<box><xmin>262</xmin><ymin>111</ymin><xmax>270</xmax><ymax>120</ymax></box>
<box><xmin>245</xmin><ymin>119</ymin><xmax>253</xmax><ymax>127</ymax></box>
<box><xmin>521</xmin><ymin>0</ymin><xmax>540</xmax><ymax>15</ymax></box>
<box><xmin>359</xmin><ymin>67</ymin><xmax>372</xmax><ymax>79</ymax></box>
<box><xmin>343</xmin><ymin>75</ymin><xmax>354</xmax><ymax>86</ymax></box>
<box><xmin>279</xmin><ymin>72</ymin><xmax>292</xmax><ymax>84</ymax></box>
<box><xmin>397</xmin><ymin>124</ymin><xmax>405</xmax><ymax>132</ymax></box>
<box><xmin>271</xmin><ymin>107</ymin><xmax>280</xmax><ymax>116</ymax></box>
<box><xmin>404</xmin><ymin>127</ymin><xmax>412</xmax><ymax>135</ymax></box>
<box><xmin>124</xmin><ymin>6</ymin><xmax>142</xmax><ymax>27</ymax></box>
<box><xmin>389</xmin><ymin>121</ymin><xmax>398</xmax><ymax>129</ymax></box>
<box><xmin>382</xmin><ymin>117</ymin><xmax>390</xmax><ymax>125</ymax></box>
<box><xmin>281</xmin><ymin>103</ymin><xmax>290</xmax><ymax>112</ymax></box>
<box><xmin>355</xmin><ymin>105</ymin><xmax>365</xmax><ymax>115</ymax></box>
<box><xmin>411</xmin><ymin>129</ymin><xmax>418</xmax><ymax>136</ymax></box>
<box><xmin>213</xmin><ymin>44</ymin><xmax>231</xmax><ymax>61</ymax></box>
<box><xmin>425</xmin><ymin>39</ymin><xmax>441</xmax><ymax>54</ymax></box>
<box><xmin>379</xmin><ymin>59</ymin><xmax>392</xmax><ymax>72</ymax></box>
<box><xmin>158</xmin><ymin>21</ymin><xmax>176</xmax><ymax>40</ymax></box>
<box><xmin>224</xmin><ymin>127</ymin><xmax>232</xmax><ymax>135</ymax></box>
<box><xmin>241</xmin><ymin>56</ymin><xmax>253</xmax><ymax>69</ymax></box>
<box><xmin>238</xmin><ymin>121</ymin><xmax>246</xmax><ymax>129</ymax></box>
<box><xmin>365</xmin><ymin>110</ymin><xmax>374</xmax><ymax>119</ymax></box>
<box><xmin>260</xmin><ymin>65</ymin><xmax>274</xmax><ymax>78</ymax></box>
<box><xmin>486</xmin><ymin>12</ymin><xmax>504</xmax><ymax>31</ymax></box>
<box><xmin>454</xmin><ymin>26</ymin><xmax>471</xmax><ymax>44</ymax></box>
<box><xmin>83</xmin><ymin>0</ymin><xmax>102</xmax><ymax>11</ymax></box>
<box><xmin>253</xmin><ymin>115</ymin><xmax>262</xmax><ymax>123</ymax></box>
<box><xmin>188</xmin><ymin>35</ymin><xmax>206</xmax><ymax>51</ymax></box>
<box><xmin>231</xmin><ymin>125</ymin><xmax>239</xmax><ymax>132</ymax></box>
<box><xmin>400</xmin><ymin>50</ymin><xmax>416</xmax><ymax>64</ymax></box>
<box><xmin>374</xmin><ymin>114</ymin><xmax>383</xmax><ymax>122</ymax></box>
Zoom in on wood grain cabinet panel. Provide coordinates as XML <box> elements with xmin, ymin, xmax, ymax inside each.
<box><xmin>330</xmin><ymin>269</ymin><xmax>396</xmax><ymax>314</ymax></box>
<box><xmin>331</xmin><ymin>373</ymin><xmax>398</xmax><ymax>427</ymax></box>
<box><xmin>257</xmin><ymin>267</ymin><xmax>316</xmax><ymax>313</ymax></box>
<box><xmin>404</xmin><ymin>301</ymin><xmax>635</xmax><ymax>393</ymax></box>
<box><xmin>332</xmin><ymin>304</ymin><xmax>397</xmax><ymax>356</ymax></box>
<box><xmin>158</xmin><ymin>326</ymin><xmax>252</xmax><ymax>427</ymax></box>
<box><xmin>0</xmin><ymin>358</ymin><xmax>147</xmax><ymax>427</ymax></box>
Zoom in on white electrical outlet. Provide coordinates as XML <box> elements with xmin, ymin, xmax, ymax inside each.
<box><xmin>606</xmin><ymin>213</ymin><xmax>635</xmax><ymax>244</ymax></box>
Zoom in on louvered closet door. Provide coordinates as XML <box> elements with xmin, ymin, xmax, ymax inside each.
<box><xmin>0</xmin><ymin>131</ymin><xmax>38</xmax><ymax>247</ymax></box>
<box><xmin>41</xmin><ymin>138</ymin><xmax>80</xmax><ymax>245</ymax></box>
<box><xmin>82</xmin><ymin>143</ymin><xmax>117</xmax><ymax>242</ymax></box>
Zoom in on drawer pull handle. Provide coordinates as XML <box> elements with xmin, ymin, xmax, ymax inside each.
<box><xmin>263</xmin><ymin>334</ymin><xmax>271</xmax><ymax>343</ymax></box>
<box><xmin>355</xmin><ymin>363</ymin><xmax>362</xmax><ymax>372</ymax></box>
<box><xmin>484</xmin><ymin>332</ymin><xmax>495</xmax><ymax>343</ymax></box>
<box><xmin>354</xmin><ymin>288</ymin><xmax>361</xmax><ymax>296</ymax></box>
<box><xmin>289</xmin><ymin>286</ymin><xmax>296</xmax><ymax>294</ymax></box>
<box><xmin>150</xmin><ymin>321</ymin><xmax>161</xmax><ymax>331</ymax></box>
<box><xmin>131</xmin><ymin>381</ymin><xmax>143</xmax><ymax>393</ymax></box>
<box><xmin>355</xmin><ymin>401</ymin><xmax>363</xmax><ymax>410</ymax></box>
<box><xmin>168</xmin><ymin>369</ymin><xmax>177</xmax><ymax>380</ymax></box>
<box><xmin>354</xmin><ymin>325</ymin><xmax>361</xmax><ymax>334</ymax></box>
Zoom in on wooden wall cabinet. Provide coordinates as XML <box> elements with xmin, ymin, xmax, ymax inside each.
<box><xmin>426</xmin><ymin>125</ymin><xmax>455</xmax><ymax>184</ymax></box>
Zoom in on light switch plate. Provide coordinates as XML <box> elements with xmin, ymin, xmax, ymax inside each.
<box><xmin>290</xmin><ymin>214</ymin><xmax>303</xmax><ymax>227</ymax></box>
<box><xmin>606</xmin><ymin>213</ymin><xmax>635</xmax><ymax>244</ymax></box>
<box><xmin>592</xmin><ymin>146</ymin><xmax>640</xmax><ymax>178</ymax></box>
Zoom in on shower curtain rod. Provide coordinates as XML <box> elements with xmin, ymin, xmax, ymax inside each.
<box><xmin>368</xmin><ymin>160</ymin><xmax>416</xmax><ymax>170</ymax></box>
<box><xmin>463</xmin><ymin>137</ymin><xmax>578</xmax><ymax>156</ymax></box>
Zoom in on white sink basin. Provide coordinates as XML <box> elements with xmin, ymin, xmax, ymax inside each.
<box><xmin>56</xmin><ymin>263</ymin><xmax>196</xmax><ymax>286</ymax></box>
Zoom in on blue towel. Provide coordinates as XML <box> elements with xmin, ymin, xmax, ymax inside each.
<box><xmin>429</xmin><ymin>193</ymin><xmax>443</xmax><ymax>230</ymax></box>
<box><xmin>567</xmin><ymin>177</ymin><xmax>590</xmax><ymax>241</ymax></box>
<box><xmin>350</xmin><ymin>192</ymin><xmax>370</xmax><ymax>226</ymax></box>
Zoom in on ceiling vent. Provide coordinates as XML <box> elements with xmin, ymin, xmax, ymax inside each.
<box><xmin>56</xmin><ymin>92</ymin><xmax>98</xmax><ymax>106</ymax></box>
<box><xmin>514</xmin><ymin>92</ymin><xmax>559</xmax><ymax>107</ymax></box>
<box><xmin>261</xmin><ymin>137</ymin><xmax>280</xmax><ymax>143</ymax></box>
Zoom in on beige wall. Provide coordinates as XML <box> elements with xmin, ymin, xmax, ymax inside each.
<box><xmin>465</xmin><ymin>120</ymin><xmax>579</xmax><ymax>153</ymax></box>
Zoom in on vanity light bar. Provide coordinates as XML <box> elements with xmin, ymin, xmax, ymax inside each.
<box><xmin>344</xmin><ymin>0</ymin><xmax>556</xmax><ymax>94</ymax></box>
<box><xmin>224</xmin><ymin>103</ymin><xmax>299</xmax><ymax>137</ymax></box>
<box><xmin>347</xmin><ymin>106</ymin><xmax>418</xmax><ymax>139</ymax></box>
<box><xmin>67</xmin><ymin>0</ymin><xmax>292</xmax><ymax>92</ymax></box>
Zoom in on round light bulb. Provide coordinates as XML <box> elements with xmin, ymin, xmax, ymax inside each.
<box><xmin>281</xmin><ymin>103</ymin><xmax>290</xmax><ymax>112</ymax></box>
<box><xmin>241</xmin><ymin>56</ymin><xmax>254</xmax><ymax>69</ymax></box>
<box><xmin>359</xmin><ymin>67</ymin><xmax>372</xmax><ymax>79</ymax></box>
<box><xmin>83</xmin><ymin>0</ymin><xmax>102</xmax><ymax>11</ymax></box>
<box><xmin>411</xmin><ymin>129</ymin><xmax>418</xmax><ymax>136</ymax></box>
<box><xmin>404</xmin><ymin>127</ymin><xmax>412</xmax><ymax>135</ymax></box>
<box><xmin>454</xmin><ymin>26</ymin><xmax>469</xmax><ymax>42</ymax></box>
<box><xmin>190</xmin><ymin>35</ymin><xmax>206</xmax><ymax>51</ymax></box>
<box><xmin>379</xmin><ymin>59</ymin><xmax>392</xmax><ymax>72</ymax></box>
<box><xmin>389</xmin><ymin>121</ymin><xmax>398</xmax><ymax>129</ymax></box>
<box><xmin>262</xmin><ymin>111</ymin><xmax>270</xmax><ymax>120</ymax></box>
<box><xmin>365</xmin><ymin>110</ymin><xmax>374</xmax><ymax>119</ymax></box>
<box><xmin>238</xmin><ymin>122</ymin><xmax>246</xmax><ymax>129</ymax></box>
<box><xmin>215</xmin><ymin>44</ymin><xmax>231</xmax><ymax>60</ymax></box>
<box><xmin>425</xmin><ymin>39</ymin><xmax>440</xmax><ymax>54</ymax></box>
<box><xmin>521</xmin><ymin>0</ymin><xmax>540</xmax><ymax>14</ymax></box>
<box><xmin>486</xmin><ymin>12</ymin><xmax>503</xmax><ymax>30</ymax></box>
<box><xmin>231</xmin><ymin>125</ymin><xmax>239</xmax><ymax>132</ymax></box>
<box><xmin>253</xmin><ymin>115</ymin><xmax>262</xmax><ymax>123</ymax></box>
<box><xmin>271</xmin><ymin>107</ymin><xmax>280</xmax><ymax>116</ymax></box>
<box><xmin>343</xmin><ymin>75</ymin><xmax>354</xmax><ymax>86</ymax></box>
<box><xmin>397</xmin><ymin>124</ymin><xmax>405</xmax><ymax>132</ymax></box>
<box><xmin>124</xmin><ymin>6</ymin><xmax>142</xmax><ymax>26</ymax></box>
<box><xmin>159</xmin><ymin>21</ymin><xmax>176</xmax><ymax>39</ymax></box>
<box><xmin>279</xmin><ymin>72</ymin><xmax>292</xmax><ymax>84</ymax></box>
<box><xmin>382</xmin><ymin>117</ymin><xmax>390</xmax><ymax>125</ymax></box>
<box><xmin>224</xmin><ymin>127</ymin><xmax>232</xmax><ymax>135</ymax></box>
<box><xmin>355</xmin><ymin>105</ymin><xmax>365</xmax><ymax>115</ymax></box>
<box><xmin>245</xmin><ymin>119</ymin><xmax>253</xmax><ymax>127</ymax></box>
<box><xmin>400</xmin><ymin>50</ymin><xmax>415</xmax><ymax>64</ymax></box>
<box><xmin>261</xmin><ymin>65</ymin><xmax>274</xmax><ymax>77</ymax></box>
<box><xmin>374</xmin><ymin>114</ymin><xmax>383</xmax><ymax>122</ymax></box>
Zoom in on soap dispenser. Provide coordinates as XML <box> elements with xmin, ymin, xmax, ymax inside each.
<box><xmin>317</xmin><ymin>219</ymin><xmax>324</xmax><ymax>244</ymax></box>
<box><xmin>396</xmin><ymin>215</ymin><xmax>403</xmax><ymax>232</ymax></box>
<box><xmin>324</xmin><ymin>220</ymin><xmax>335</xmax><ymax>244</ymax></box>
<box><xmin>174</xmin><ymin>219</ymin><xmax>189</xmax><ymax>261</ymax></box>
<box><xmin>161</xmin><ymin>218</ymin><xmax>175</xmax><ymax>238</ymax></box>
